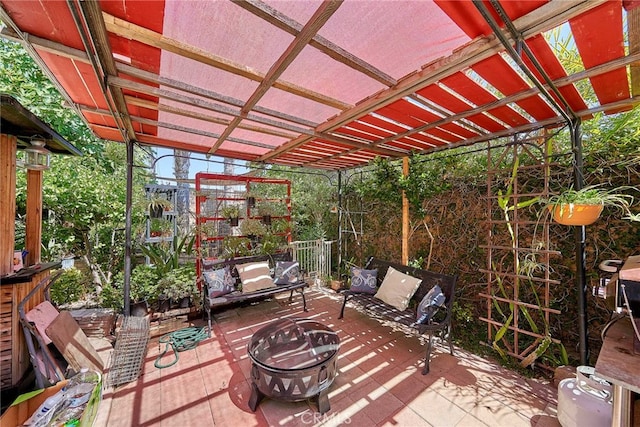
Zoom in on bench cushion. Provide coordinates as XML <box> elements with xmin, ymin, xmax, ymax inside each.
<box><xmin>237</xmin><ymin>261</ymin><xmax>276</xmax><ymax>293</ymax></box>
<box><xmin>349</xmin><ymin>267</ymin><xmax>378</xmax><ymax>294</ymax></box>
<box><xmin>374</xmin><ymin>266</ymin><xmax>422</xmax><ymax>311</ymax></box>
<box><xmin>416</xmin><ymin>284</ymin><xmax>445</xmax><ymax>323</ymax></box>
<box><xmin>204</xmin><ymin>266</ymin><xmax>236</xmax><ymax>298</ymax></box>
<box><xmin>274</xmin><ymin>261</ymin><xmax>300</xmax><ymax>285</ymax></box>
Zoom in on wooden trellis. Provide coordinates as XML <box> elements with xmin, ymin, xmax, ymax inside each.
<box><xmin>480</xmin><ymin>131</ymin><xmax>564</xmax><ymax>368</ymax></box>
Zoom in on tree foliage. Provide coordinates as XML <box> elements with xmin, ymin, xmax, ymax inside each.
<box><xmin>1</xmin><ymin>36</ymin><xmax>152</xmax><ymax>285</ymax></box>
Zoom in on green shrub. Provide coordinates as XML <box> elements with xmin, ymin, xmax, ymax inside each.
<box><xmin>100</xmin><ymin>264</ymin><xmax>160</xmax><ymax>311</ymax></box>
<box><xmin>158</xmin><ymin>265</ymin><xmax>199</xmax><ymax>308</ymax></box>
<box><xmin>50</xmin><ymin>268</ymin><xmax>90</xmax><ymax>306</ymax></box>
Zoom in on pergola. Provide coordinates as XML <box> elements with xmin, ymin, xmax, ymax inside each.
<box><xmin>1</xmin><ymin>0</ymin><xmax>637</xmax><ymax>168</ymax></box>
<box><xmin>1</xmin><ymin>0</ymin><xmax>638</xmax><ymax>366</ymax></box>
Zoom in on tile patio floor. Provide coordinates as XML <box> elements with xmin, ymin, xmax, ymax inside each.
<box><xmin>93</xmin><ymin>286</ymin><xmax>561</xmax><ymax>426</ymax></box>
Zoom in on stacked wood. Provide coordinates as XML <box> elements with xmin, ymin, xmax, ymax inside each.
<box><xmin>70</xmin><ymin>308</ymin><xmax>116</xmax><ymax>340</ymax></box>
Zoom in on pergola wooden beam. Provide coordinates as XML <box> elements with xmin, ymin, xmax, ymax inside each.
<box><xmin>212</xmin><ymin>0</ymin><xmax>344</xmax><ymax>153</ymax></box>
<box><xmin>115</xmin><ymin>62</ymin><xmax>319</xmax><ymax>128</ymax></box>
<box><xmin>232</xmin><ymin>0</ymin><xmax>397</xmax><ymax>86</ymax></box>
<box><xmin>122</xmin><ymin>96</ymin><xmax>298</xmax><ymax>139</ymax></box>
<box><xmin>102</xmin><ymin>11</ymin><xmax>351</xmax><ymax>111</ymax></box>
<box><xmin>258</xmin><ymin>0</ymin><xmax>606</xmax><ymax>162</ymax></box>
<box><xmin>76</xmin><ymin>0</ymin><xmax>136</xmax><ymax>142</ymax></box>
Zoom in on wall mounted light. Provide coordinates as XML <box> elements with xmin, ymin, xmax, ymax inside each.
<box><xmin>24</xmin><ymin>138</ymin><xmax>50</xmax><ymax>170</ymax></box>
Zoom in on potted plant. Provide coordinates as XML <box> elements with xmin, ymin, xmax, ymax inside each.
<box><xmin>256</xmin><ymin>202</ymin><xmax>279</xmax><ymax>225</ymax></box>
<box><xmin>222</xmin><ymin>236</ymin><xmax>252</xmax><ymax>257</ymax></box>
<box><xmin>220</xmin><ymin>204</ymin><xmax>241</xmax><ymax>226</ymax></box>
<box><xmin>198</xmin><ymin>221</ymin><xmax>217</xmax><ymax>239</ymax></box>
<box><xmin>158</xmin><ymin>265</ymin><xmax>199</xmax><ymax>309</ymax></box>
<box><xmin>240</xmin><ymin>218</ymin><xmax>267</xmax><ymax>240</ymax></box>
<box><xmin>543</xmin><ymin>184</ymin><xmax>635</xmax><ymax>226</ymax></box>
<box><xmin>149</xmin><ymin>218</ymin><xmax>172</xmax><ymax>238</ymax></box>
<box><xmin>327</xmin><ymin>273</ymin><xmax>345</xmax><ymax>291</ymax></box>
<box><xmin>101</xmin><ymin>264</ymin><xmax>160</xmax><ymax>316</ymax></box>
<box><xmin>244</xmin><ymin>189</ymin><xmax>257</xmax><ymax>208</ymax></box>
<box><xmin>148</xmin><ymin>196</ymin><xmax>173</xmax><ymax>219</ymax></box>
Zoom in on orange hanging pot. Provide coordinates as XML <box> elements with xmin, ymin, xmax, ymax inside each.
<box><xmin>549</xmin><ymin>203</ymin><xmax>604</xmax><ymax>226</ymax></box>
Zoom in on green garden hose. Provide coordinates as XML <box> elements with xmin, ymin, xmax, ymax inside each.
<box><xmin>154</xmin><ymin>326</ymin><xmax>208</xmax><ymax>369</ymax></box>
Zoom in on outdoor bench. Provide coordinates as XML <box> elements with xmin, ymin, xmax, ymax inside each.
<box><xmin>200</xmin><ymin>252</ymin><xmax>308</xmax><ymax>336</ymax></box>
<box><xmin>338</xmin><ymin>257</ymin><xmax>457</xmax><ymax>374</ymax></box>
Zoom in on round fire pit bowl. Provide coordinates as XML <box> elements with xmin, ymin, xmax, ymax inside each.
<box><xmin>247</xmin><ymin>317</ymin><xmax>340</xmax><ymax>414</ymax></box>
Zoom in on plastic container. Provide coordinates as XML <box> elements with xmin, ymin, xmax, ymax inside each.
<box><xmin>557</xmin><ymin>366</ymin><xmax>612</xmax><ymax>427</ymax></box>
<box><xmin>22</xmin><ymin>390</ymin><xmax>65</xmax><ymax>426</ymax></box>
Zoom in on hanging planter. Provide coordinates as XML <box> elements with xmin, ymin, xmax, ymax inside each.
<box><xmin>221</xmin><ymin>205</ymin><xmax>241</xmax><ymax>227</ymax></box>
<box><xmin>543</xmin><ymin>185</ymin><xmax>636</xmax><ymax>226</ymax></box>
<box><xmin>246</xmin><ymin>196</ymin><xmax>256</xmax><ymax>208</ymax></box>
<box><xmin>550</xmin><ymin>204</ymin><xmax>603</xmax><ymax>226</ymax></box>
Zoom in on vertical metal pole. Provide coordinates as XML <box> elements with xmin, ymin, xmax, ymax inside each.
<box><xmin>337</xmin><ymin>171</ymin><xmax>343</xmax><ymax>271</ymax></box>
<box><xmin>123</xmin><ymin>140</ymin><xmax>134</xmax><ymax>316</ymax></box>
<box><xmin>571</xmin><ymin>118</ymin><xmax>589</xmax><ymax>365</ymax></box>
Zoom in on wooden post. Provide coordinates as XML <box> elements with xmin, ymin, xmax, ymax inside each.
<box><xmin>25</xmin><ymin>169</ymin><xmax>43</xmax><ymax>266</ymax></box>
<box><xmin>627</xmin><ymin>2</ymin><xmax>640</xmax><ymax>96</ymax></box>
<box><xmin>0</xmin><ymin>134</ymin><xmax>17</xmax><ymax>276</ymax></box>
<box><xmin>402</xmin><ymin>157</ymin><xmax>409</xmax><ymax>265</ymax></box>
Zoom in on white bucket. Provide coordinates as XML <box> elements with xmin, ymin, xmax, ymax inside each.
<box><xmin>557</xmin><ymin>366</ymin><xmax>612</xmax><ymax>427</ymax></box>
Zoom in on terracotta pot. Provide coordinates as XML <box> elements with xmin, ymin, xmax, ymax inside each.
<box><xmin>550</xmin><ymin>203</ymin><xmax>603</xmax><ymax>226</ymax></box>
<box><xmin>330</xmin><ymin>280</ymin><xmax>344</xmax><ymax>291</ymax></box>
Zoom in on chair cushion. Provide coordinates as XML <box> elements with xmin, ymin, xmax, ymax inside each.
<box><xmin>415</xmin><ymin>284</ymin><xmax>445</xmax><ymax>323</ymax></box>
<box><xmin>274</xmin><ymin>261</ymin><xmax>300</xmax><ymax>285</ymax></box>
<box><xmin>237</xmin><ymin>261</ymin><xmax>276</xmax><ymax>293</ymax></box>
<box><xmin>204</xmin><ymin>266</ymin><xmax>236</xmax><ymax>298</ymax></box>
<box><xmin>350</xmin><ymin>267</ymin><xmax>378</xmax><ymax>294</ymax></box>
<box><xmin>374</xmin><ymin>266</ymin><xmax>421</xmax><ymax>311</ymax></box>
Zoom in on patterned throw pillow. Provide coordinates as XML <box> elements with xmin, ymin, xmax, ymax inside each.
<box><xmin>349</xmin><ymin>267</ymin><xmax>378</xmax><ymax>294</ymax></box>
<box><xmin>374</xmin><ymin>266</ymin><xmax>422</xmax><ymax>311</ymax></box>
<box><xmin>415</xmin><ymin>284</ymin><xmax>445</xmax><ymax>324</ymax></box>
<box><xmin>204</xmin><ymin>267</ymin><xmax>236</xmax><ymax>298</ymax></box>
<box><xmin>274</xmin><ymin>261</ymin><xmax>300</xmax><ymax>285</ymax></box>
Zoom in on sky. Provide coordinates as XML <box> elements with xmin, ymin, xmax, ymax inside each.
<box><xmin>153</xmin><ymin>147</ymin><xmax>249</xmax><ymax>186</ymax></box>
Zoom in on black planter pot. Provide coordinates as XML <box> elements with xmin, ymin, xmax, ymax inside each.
<box><xmin>229</xmin><ymin>217</ymin><xmax>239</xmax><ymax>227</ymax></box>
<box><xmin>179</xmin><ymin>296</ymin><xmax>191</xmax><ymax>308</ymax></box>
<box><xmin>262</xmin><ymin>215</ymin><xmax>272</xmax><ymax>225</ymax></box>
<box><xmin>157</xmin><ymin>296</ymin><xmax>170</xmax><ymax>313</ymax></box>
<box><xmin>130</xmin><ymin>300</ymin><xmax>148</xmax><ymax>317</ymax></box>
<box><xmin>247</xmin><ymin>197</ymin><xmax>256</xmax><ymax>208</ymax></box>
<box><xmin>149</xmin><ymin>205</ymin><xmax>163</xmax><ymax>219</ymax></box>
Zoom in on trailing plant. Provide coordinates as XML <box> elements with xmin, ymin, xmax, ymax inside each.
<box><xmin>256</xmin><ymin>232</ymin><xmax>286</xmax><ymax>255</ymax></box>
<box><xmin>240</xmin><ymin>218</ymin><xmax>267</xmax><ymax>237</ymax></box>
<box><xmin>220</xmin><ymin>204</ymin><xmax>240</xmax><ymax>219</ymax></box>
<box><xmin>147</xmin><ymin>196</ymin><xmax>172</xmax><ymax>213</ymax></box>
<box><xmin>256</xmin><ymin>201</ymin><xmax>280</xmax><ymax>217</ymax></box>
<box><xmin>542</xmin><ymin>184</ymin><xmax>636</xmax><ymax>219</ymax></box>
<box><xmin>222</xmin><ymin>236</ymin><xmax>251</xmax><ymax>258</ymax></box>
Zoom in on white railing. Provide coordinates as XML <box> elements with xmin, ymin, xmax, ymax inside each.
<box><xmin>290</xmin><ymin>239</ymin><xmax>334</xmax><ymax>282</ymax></box>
